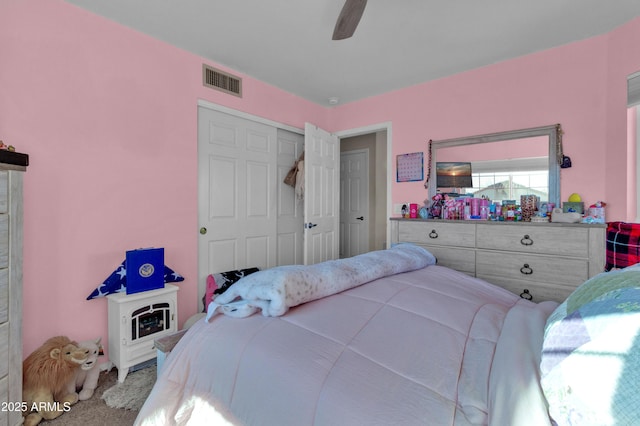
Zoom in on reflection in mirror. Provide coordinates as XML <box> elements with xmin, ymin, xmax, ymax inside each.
<box><xmin>437</xmin><ymin>137</ymin><xmax>548</xmax><ymax>203</ymax></box>
<box><xmin>427</xmin><ymin>125</ymin><xmax>561</xmax><ymax>207</ymax></box>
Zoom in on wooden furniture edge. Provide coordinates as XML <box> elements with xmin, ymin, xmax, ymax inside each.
<box><xmin>154</xmin><ymin>328</ymin><xmax>188</xmax><ymax>354</ymax></box>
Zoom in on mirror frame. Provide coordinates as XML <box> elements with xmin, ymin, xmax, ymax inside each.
<box><xmin>427</xmin><ymin>124</ymin><xmax>561</xmax><ymax>206</ymax></box>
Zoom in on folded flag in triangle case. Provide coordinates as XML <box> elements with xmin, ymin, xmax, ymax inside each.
<box><xmin>87</xmin><ymin>247</ymin><xmax>184</xmax><ymax>300</ymax></box>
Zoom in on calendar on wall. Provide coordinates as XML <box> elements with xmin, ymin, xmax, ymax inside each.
<box><xmin>396</xmin><ymin>152</ymin><xmax>424</xmax><ymax>182</ymax></box>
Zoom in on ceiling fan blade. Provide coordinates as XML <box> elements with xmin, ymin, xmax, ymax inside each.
<box><xmin>332</xmin><ymin>0</ymin><xmax>368</xmax><ymax>40</ymax></box>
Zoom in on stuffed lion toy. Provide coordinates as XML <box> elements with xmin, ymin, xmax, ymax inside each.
<box><xmin>66</xmin><ymin>337</ymin><xmax>103</xmax><ymax>400</ymax></box>
<box><xmin>22</xmin><ymin>336</ymin><xmax>89</xmax><ymax>426</ymax></box>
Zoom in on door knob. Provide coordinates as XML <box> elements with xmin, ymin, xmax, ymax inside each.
<box><xmin>356</xmin><ymin>216</ymin><xmax>364</xmax><ymax>220</ymax></box>
<box><xmin>199</xmin><ymin>227</ymin><xmax>207</xmax><ymax>235</ymax></box>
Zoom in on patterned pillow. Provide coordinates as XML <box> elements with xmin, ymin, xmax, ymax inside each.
<box><xmin>541</xmin><ymin>265</ymin><xmax>640</xmax><ymax>425</ymax></box>
<box><xmin>606</xmin><ymin>221</ymin><xmax>640</xmax><ymax>271</ymax></box>
<box><xmin>86</xmin><ymin>260</ymin><xmax>184</xmax><ymax>300</ymax></box>
<box><xmin>202</xmin><ymin>267</ymin><xmax>260</xmax><ymax>310</ymax></box>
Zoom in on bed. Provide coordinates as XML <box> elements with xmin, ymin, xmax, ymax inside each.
<box><xmin>134</xmin><ymin>242</ymin><xmax>640</xmax><ymax>426</ymax></box>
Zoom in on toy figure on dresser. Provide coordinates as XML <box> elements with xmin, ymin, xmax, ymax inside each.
<box><xmin>429</xmin><ymin>193</ymin><xmax>444</xmax><ymax>218</ymax></box>
<box><xmin>583</xmin><ymin>201</ymin><xmax>606</xmax><ymax>224</ymax></box>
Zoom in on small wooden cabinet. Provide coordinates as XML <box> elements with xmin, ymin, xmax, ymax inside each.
<box><xmin>107</xmin><ymin>285</ymin><xmax>178</xmax><ymax>382</ymax></box>
<box><xmin>0</xmin><ymin>165</ymin><xmax>26</xmax><ymax>426</ymax></box>
<box><xmin>390</xmin><ymin>218</ymin><xmax>606</xmax><ymax>303</ymax></box>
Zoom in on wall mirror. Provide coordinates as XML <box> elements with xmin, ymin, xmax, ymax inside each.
<box><xmin>427</xmin><ymin>124</ymin><xmax>562</xmax><ymax>206</ymax></box>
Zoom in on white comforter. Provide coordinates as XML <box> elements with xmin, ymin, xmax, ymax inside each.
<box><xmin>136</xmin><ymin>265</ymin><xmax>555</xmax><ymax>426</ymax></box>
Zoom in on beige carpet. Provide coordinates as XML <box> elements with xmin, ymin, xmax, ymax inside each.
<box><xmin>43</xmin><ymin>367</ymin><xmax>154</xmax><ymax>426</ymax></box>
<box><xmin>102</xmin><ymin>367</ymin><xmax>156</xmax><ymax>411</ymax></box>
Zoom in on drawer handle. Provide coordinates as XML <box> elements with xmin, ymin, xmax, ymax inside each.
<box><xmin>520</xmin><ymin>289</ymin><xmax>533</xmax><ymax>300</ymax></box>
<box><xmin>520</xmin><ymin>235</ymin><xmax>533</xmax><ymax>246</ymax></box>
<box><xmin>428</xmin><ymin>230</ymin><xmax>438</xmax><ymax>239</ymax></box>
<box><xmin>520</xmin><ymin>264</ymin><xmax>533</xmax><ymax>275</ymax></box>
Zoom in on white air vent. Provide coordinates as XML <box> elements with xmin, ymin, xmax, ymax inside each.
<box><xmin>203</xmin><ymin>64</ymin><xmax>242</xmax><ymax>97</ymax></box>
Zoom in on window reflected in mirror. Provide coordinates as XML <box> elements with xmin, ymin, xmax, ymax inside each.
<box><xmin>436</xmin><ymin>136</ymin><xmax>549</xmax><ymax>204</ymax></box>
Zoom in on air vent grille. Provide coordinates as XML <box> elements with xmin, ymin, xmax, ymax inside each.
<box><xmin>203</xmin><ymin>64</ymin><xmax>242</xmax><ymax>97</ymax></box>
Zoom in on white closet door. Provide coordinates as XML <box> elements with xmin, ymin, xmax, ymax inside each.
<box><xmin>304</xmin><ymin>123</ymin><xmax>340</xmax><ymax>265</ymax></box>
<box><xmin>276</xmin><ymin>129</ymin><xmax>304</xmax><ymax>266</ymax></box>
<box><xmin>198</xmin><ymin>107</ymin><xmax>277</xmax><ymax>307</ymax></box>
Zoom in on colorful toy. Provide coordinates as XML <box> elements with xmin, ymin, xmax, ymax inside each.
<box><xmin>22</xmin><ymin>336</ymin><xmax>89</xmax><ymax>426</ymax></box>
<box><xmin>66</xmin><ymin>338</ymin><xmax>103</xmax><ymax>400</ymax></box>
<box><xmin>568</xmin><ymin>193</ymin><xmax>582</xmax><ymax>202</ymax></box>
<box><xmin>0</xmin><ymin>140</ymin><xmax>16</xmax><ymax>151</ymax></box>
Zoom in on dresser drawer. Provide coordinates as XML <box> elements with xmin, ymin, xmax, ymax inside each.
<box><xmin>418</xmin><ymin>245</ymin><xmax>475</xmax><ymax>275</ymax></box>
<box><xmin>478</xmin><ymin>275</ymin><xmax>577</xmax><ymax>303</ymax></box>
<box><xmin>0</xmin><ymin>215</ymin><xmax>8</xmax><ymax>269</ymax></box>
<box><xmin>0</xmin><ymin>172</ymin><xmax>7</xmax><ymax>214</ymax></box>
<box><xmin>0</xmin><ymin>323</ymin><xmax>8</xmax><ymax>379</ymax></box>
<box><xmin>476</xmin><ymin>250</ymin><xmax>589</xmax><ymax>286</ymax></box>
<box><xmin>0</xmin><ymin>376</ymin><xmax>7</xmax><ymax>425</ymax></box>
<box><xmin>476</xmin><ymin>224</ymin><xmax>589</xmax><ymax>257</ymax></box>
<box><xmin>398</xmin><ymin>221</ymin><xmax>475</xmax><ymax>248</ymax></box>
<box><xmin>0</xmin><ymin>269</ymin><xmax>7</xmax><ymax>324</ymax></box>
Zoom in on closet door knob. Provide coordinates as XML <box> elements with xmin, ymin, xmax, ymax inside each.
<box><xmin>199</xmin><ymin>227</ymin><xmax>207</xmax><ymax>235</ymax></box>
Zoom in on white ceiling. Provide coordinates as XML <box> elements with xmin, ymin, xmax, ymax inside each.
<box><xmin>65</xmin><ymin>0</ymin><xmax>640</xmax><ymax>106</ymax></box>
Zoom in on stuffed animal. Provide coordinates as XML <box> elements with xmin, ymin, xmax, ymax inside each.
<box><xmin>66</xmin><ymin>337</ymin><xmax>103</xmax><ymax>400</ymax></box>
<box><xmin>22</xmin><ymin>336</ymin><xmax>89</xmax><ymax>426</ymax></box>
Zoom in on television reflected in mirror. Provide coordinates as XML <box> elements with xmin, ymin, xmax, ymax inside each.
<box><xmin>436</xmin><ymin>162</ymin><xmax>473</xmax><ymax>189</ymax></box>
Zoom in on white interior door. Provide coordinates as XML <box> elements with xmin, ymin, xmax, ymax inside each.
<box><xmin>276</xmin><ymin>129</ymin><xmax>304</xmax><ymax>265</ymax></box>
<box><xmin>198</xmin><ymin>107</ymin><xmax>277</xmax><ymax>308</ymax></box>
<box><xmin>340</xmin><ymin>149</ymin><xmax>370</xmax><ymax>258</ymax></box>
<box><xmin>304</xmin><ymin>123</ymin><xmax>340</xmax><ymax>265</ymax></box>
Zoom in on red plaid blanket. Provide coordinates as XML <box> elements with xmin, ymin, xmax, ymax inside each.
<box><xmin>606</xmin><ymin>221</ymin><xmax>640</xmax><ymax>270</ymax></box>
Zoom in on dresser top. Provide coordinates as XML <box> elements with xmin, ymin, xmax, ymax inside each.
<box><xmin>389</xmin><ymin>217</ymin><xmax>606</xmax><ymax>228</ymax></box>
<box><xmin>0</xmin><ymin>150</ymin><xmax>28</xmax><ymax>170</ymax></box>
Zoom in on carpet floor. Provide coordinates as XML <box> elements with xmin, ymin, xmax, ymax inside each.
<box><xmin>42</xmin><ymin>368</ymin><xmax>153</xmax><ymax>426</ymax></box>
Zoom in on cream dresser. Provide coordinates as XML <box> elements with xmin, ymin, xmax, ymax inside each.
<box><xmin>390</xmin><ymin>218</ymin><xmax>606</xmax><ymax>303</ymax></box>
<box><xmin>0</xmin><ymin>163</ymin><xmax>26</xmax><ymax>426</ymax></box>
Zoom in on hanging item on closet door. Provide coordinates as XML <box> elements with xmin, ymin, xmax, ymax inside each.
<box><xmin>284</xmin><ymin>152</ymin><xmax>304</xmax><ymax>187</ymax></box>
<box><xmin>295</xmin><ymin>159</ymin><xmax>305</xmax><ymax>200</ymax></box>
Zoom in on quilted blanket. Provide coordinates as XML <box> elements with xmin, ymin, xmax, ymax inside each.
<box><xmin>541</xmin><ymin>264</ymin><xmax>640</xmax><ymax>425</ymax></box>
<box><xmin>206</xmin><ymin>243</ymin><xmax>436</xmax><ymax>319</ymax></box>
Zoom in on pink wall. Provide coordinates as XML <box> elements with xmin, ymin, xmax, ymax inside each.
<box><xmin>330</xmin><ymin>20</ymin><xmax>640</xmax><ymax>219</ymax></box>
<box><xmin>1</xmin><ymin>0</ymin><xmax>328</xmax><ymax>358</ymax></box>
<box><xmin>2</xmin><ymin>0</ymin><xmax>639</xmax><ymax>360</ymax></box>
